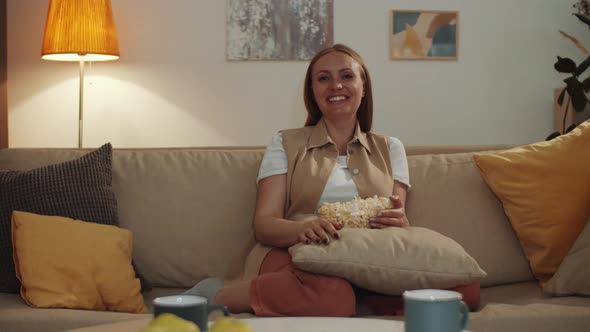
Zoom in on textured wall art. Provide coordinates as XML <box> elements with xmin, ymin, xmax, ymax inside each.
<box><xmin>390</xmin><ymin>10</ymin><xmax>459</xmax><ymax>60</ymax></box>
<box><xmin>226</xmin><ymin>0</ymin><xmax>333</xmax><ymax>61</ymax></box>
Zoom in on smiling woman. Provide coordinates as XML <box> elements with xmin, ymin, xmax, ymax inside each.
<box><xmin>183</xmin><ymin>44</ymin><xmax>418</xmax><ymax>317</ymax></box>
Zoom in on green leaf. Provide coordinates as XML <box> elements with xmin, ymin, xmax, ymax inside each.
<box><xmin>546</xmin><ymin>131</ymin><xmax>561</xmax><ymax>140</ymax></box>
<box><xmin>571</xmin><ymin>86</ymin><xmax>587</xmax><ymax>111</ymax></box>
<box><xmin>564</xmin><ymin>76</ymin><xmax>580</xmax><ymax>88</ymax></box>
<box><xmin>555</xmin><ymin>56</ymin><xmax>577</xmax><ymax>73</ymax></box>
<box><xmin>575</xmin><ymin>56</ymin><xmax>590</xmax><ymax>76</ymax></box>
<box><xmin>566</xmin><ymin>123</ymin><xmax>579</xmax><ymax>133</ymax></box>
<box><xmin>574</xmin><ymin>13</ymin><xmax>590</xmax><ymax>27</ymax></box>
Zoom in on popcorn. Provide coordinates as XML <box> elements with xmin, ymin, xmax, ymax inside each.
<box><xmin>317</xmin><ymin>195</ymin><xmax>392</xmax><ymax>228</ymax></box>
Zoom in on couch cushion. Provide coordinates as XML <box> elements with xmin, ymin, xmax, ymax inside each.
<box><xmin>543</xmin><ymin>216</ymin><xmax>590</xmax><ymax>296</ymax></box>
<box><xmin>12</xmin><ymin>211</ymin><xmax>146</xmax><ymax>313</ymax></box>
<box><xmin>112</xmin><ymin>148</ymin><xmax>265</xmax><ymax>287</ymax></box>
<box><xmin>289</xmin><ymin>227</ymin><xmax>486</xmax><ymax>295</ymax></box>
<box><xmin>469</xmin><ymin>302</ymin><xmax>590</xmax><ymax>332</ymax></box>
<box><xmin>0</xmin><ymin>144</ymin><xmax>119</xmax><ymax>293</ymax></box>
<box><xmin>473</xmin><ymin>121</ymin><xmax>590</xmax><ymax>283</ymax></box>
<box><xmin>2</xmin><ymin>284</ymin><xmax>589</xmax><ymax>332</ymax></box>
<box><xmin>0</xmin><ymin>286</ymin><xmax>195</xmax><ymax>332</ymax></box>
<box><xmin>0</xmin><ymin>293</ymin><xmax>150</xmax><ymax>332</ymax></box>
<box><xmin>405</xmin><ymin>152</ymin><xmax>534</xmax><ymax>287</ymax></box>
<box><xmin>467</xmin><ymin>281</ymin><xmax>590</xmax><ymax>332</ymax></box>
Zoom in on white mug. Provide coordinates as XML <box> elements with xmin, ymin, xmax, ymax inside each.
<box><xmin>153</xmin><ymin>295</ymin><xmax>229</xmax><ymax>331</ymax></box>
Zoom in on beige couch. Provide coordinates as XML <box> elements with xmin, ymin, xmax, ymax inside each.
<box><xmin>0</xmin><ymin>146</ymin><xmax>589</xmax><ymax>332</ymax></box>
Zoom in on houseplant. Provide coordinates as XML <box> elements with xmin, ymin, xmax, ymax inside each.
<box><xmin>548</xmin><ymin>0</ymin><xmax>590</xmax><ymax>140</ymax></box>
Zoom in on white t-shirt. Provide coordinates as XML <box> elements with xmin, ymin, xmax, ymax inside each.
<box><xmin>257</xmin><ymin>132</ymin><xmax>411</xmax><ymax>206</ymax></box>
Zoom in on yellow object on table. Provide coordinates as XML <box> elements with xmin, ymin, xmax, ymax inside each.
<box><xmin>141</xmin><ymin>313</ymin><xmax>200</xmax><ymax>332</ymax></box>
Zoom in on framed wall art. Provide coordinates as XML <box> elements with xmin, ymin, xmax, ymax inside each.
<box><xmin>226</xmin><ymin>0</ymin><xmax>334</xmax><ymax>61</ymax></box>
<box><xmin>390</xmin><ymin>10</ymin><xmax>459</xmax><ymax>60</ymax></box>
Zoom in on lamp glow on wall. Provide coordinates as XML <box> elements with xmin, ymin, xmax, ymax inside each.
<box><xmin>41</xmin><ymin>0</ymin><xmax>120</xmax><ymax>148</ymax></box>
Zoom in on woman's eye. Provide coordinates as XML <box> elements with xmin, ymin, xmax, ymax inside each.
<box><xmin>343</xmin><ymin>73</ymin><xmax>354</xmax><ymax>80</ymax></box>
<box><xmin>317</xmin><ymin>76</ymin><xmax>329</xmax><ymax>82</ymax></box>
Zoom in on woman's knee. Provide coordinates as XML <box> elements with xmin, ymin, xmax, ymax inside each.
<box><xmin>298</xmin><ymin>274</ymin><xmax>356</xmax><ymax>316</ymax></box>
<box><xmin>254</xmin><ymin>261</ymin><xmax>357</xmax><ymax>316</ymax></box>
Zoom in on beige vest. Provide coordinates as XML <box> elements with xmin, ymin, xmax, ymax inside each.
<box><xmin>281</xmin><ymin>118</ymin><xmax>394</xmax><ymax>219</ymax></box>
<box><xmin>228</xmin><ymin>119</ymin><xmax>395</xmax><ymax>282</ymax></box>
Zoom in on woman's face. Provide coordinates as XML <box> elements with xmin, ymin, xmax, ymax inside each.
<box><xmin>311</xmin><ymin>52</ymin><xmax>365</xmax><ymax>121</ymax></box>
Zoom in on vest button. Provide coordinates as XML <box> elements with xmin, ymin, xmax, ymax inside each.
<box><xmin>348</xmin><ymin>149</ymin><xmax>354</xmax><ymax>155</ymax></box>
<box><xmin>352</xmin><ymin>168</ymin><xmax>360</xmax><ymax>175</ymax></box>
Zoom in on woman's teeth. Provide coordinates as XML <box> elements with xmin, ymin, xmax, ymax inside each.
<box><xmin>329</xmin><ymin>96</ymin><xmax>347</xmax><ymax>102</ymax></box>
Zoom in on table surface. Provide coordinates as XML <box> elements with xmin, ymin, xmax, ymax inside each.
<box><xmin>63</xmin><ymin>317</ymin><xmax>402</xmax><ymax>332</ymax></box>
<box><xmin>63</xmin><ymin>316</ymin><xmax>471</xmax><ymax>332</ymax></box>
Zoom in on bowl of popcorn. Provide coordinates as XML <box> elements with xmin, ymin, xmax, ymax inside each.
<box><xmin>317</xmin><ymin>195</ymin><xmax>392</xmax><ymax>228</ymax></box>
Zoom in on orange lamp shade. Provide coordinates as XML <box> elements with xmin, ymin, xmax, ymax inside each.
<box><xmin>41</xmin><ymin>0</ymin><xmax>120</xmax><ymax>62</ymax></box>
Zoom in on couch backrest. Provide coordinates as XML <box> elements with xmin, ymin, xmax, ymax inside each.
<box><xmin>405</xmin><ymin>152</ymin><xmax>534</xmax><ymax>286</ymax></box>
<box><xmin>0</xmin><ymin>146</ymin><xmax>533</xmax><ymax>288</ymax></box>
<box><xmin>0</xmin><ymin>148</ymin><xmax>264</xmax><ymax>288</ymax></box>
<box><xmin>112</xmin><ymin>148</ymin><xmax>264</xmax><ymax>288</ymax></box>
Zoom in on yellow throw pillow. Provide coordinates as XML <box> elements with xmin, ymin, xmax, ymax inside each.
<box><xmin>473</xmin><ymin>120</ymin><xmax>590</xmax><ymax>283</ymax></box>
<box><xmin>11</xmin><ymin>211</ymin><xmax>146</xmax><ymax>313</ymax></box>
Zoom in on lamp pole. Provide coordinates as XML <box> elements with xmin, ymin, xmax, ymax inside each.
<box><xmin>78</xmin><ymin>57</ymin><xmax>85</xmax><ymax>148</ymax></box>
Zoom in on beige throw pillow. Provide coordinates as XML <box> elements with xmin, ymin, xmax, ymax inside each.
<box><xmin>288</xmin><ymin>227</ymin><xmax>487</xmax><ymax>295</ymax></box>
<box><xmin>543</xmin><ymin>217</ymin><xmax>590</xmax><ymax>296</ymax></box>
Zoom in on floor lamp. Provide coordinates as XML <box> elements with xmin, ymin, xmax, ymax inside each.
<box><xmin>41</xmin><ymin>0</ymin><xmax>120</xmax><ymax>148</ymax></box>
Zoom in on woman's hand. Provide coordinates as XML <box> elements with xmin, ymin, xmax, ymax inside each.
<box><xmin>369</xmin><ymin>195</ymin><xmax>410</xmax><ymax>228</ymax></box>
<box><xmin>297</xmin><ymin>218</ymin><xmax>343</xmax><ymax>245</ymax></box>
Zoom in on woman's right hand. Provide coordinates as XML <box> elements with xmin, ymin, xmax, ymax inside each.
<box><xmin>297</xmin><ymin>218</ymin><xmax>343</xmax><ymax>245</ymax></box>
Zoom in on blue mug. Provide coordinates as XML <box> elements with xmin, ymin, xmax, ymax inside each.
<box><xmin>403</xmin><ymin>289</ymin><xmax>469</xmax><ymax>332</ymax></box>
<box><xmin>153</xmin><ymin>295</ymin><xmax>229</xmax><ymax>332</ymax></box>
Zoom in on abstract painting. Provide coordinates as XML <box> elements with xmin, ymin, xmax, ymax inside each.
<box><xmin>226</xmin><ymin>0</ymin><xmax>334</xmax><ymax>61</ymax></box>
<box><xmin>390</xmin><ymin>10</ymin><xmax>459</xmax><ymax>60</ymax></box>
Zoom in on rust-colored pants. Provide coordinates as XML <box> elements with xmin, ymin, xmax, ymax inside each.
<box><xmin>250</xmin><ymin>248</ymin><xmax>356</xmax><ymax>317</ymax></box>
<box><xmin>249</xmin><ymin>248</ymin><xmax>480</xmax><ymax>317</ymax></box>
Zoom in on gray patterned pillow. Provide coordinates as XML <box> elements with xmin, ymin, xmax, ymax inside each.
<box><xmin>0</xmin><ymin>143</ymin><xmax>131</xmax><ymax>293</ymax></box>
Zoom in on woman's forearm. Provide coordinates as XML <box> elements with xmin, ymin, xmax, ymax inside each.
<box><xmin>254</xmin><ymin>215</ymin><xmax>302</xmax><ymax>248</ymax></box>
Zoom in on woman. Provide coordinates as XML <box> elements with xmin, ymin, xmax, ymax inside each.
<box><xmin>186</xmin><ymin>44</ymin><xmax>411</xmax><ymax>316</ymax></box>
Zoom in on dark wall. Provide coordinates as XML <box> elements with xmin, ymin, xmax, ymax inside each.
<box><xmin>0</xmin><ymin>0</ymin><xmax>7</xmax><ymax>148</ymax></box>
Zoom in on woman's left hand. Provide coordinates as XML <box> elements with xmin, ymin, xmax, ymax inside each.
<box><xmin>369</xmin><ymin>195</ymin><xmax>410</xmax><ymax>228</ymax></box>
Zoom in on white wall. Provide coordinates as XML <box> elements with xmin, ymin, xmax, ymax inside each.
<box><xmin>7</xmin><ymin>0</ymin><xmax>588</xmax><ymax>148</ymax></box>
